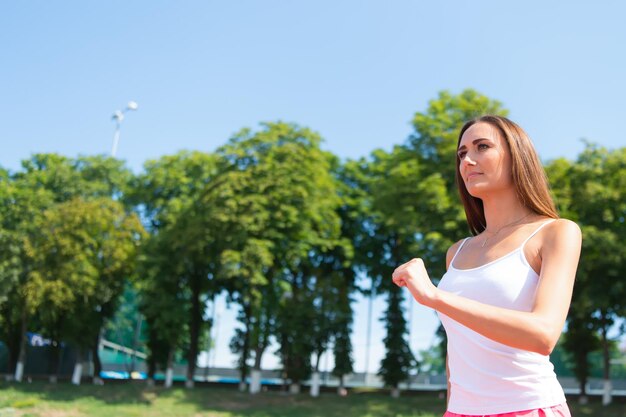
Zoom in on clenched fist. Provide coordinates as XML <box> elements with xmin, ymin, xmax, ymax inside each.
<box><xmin>392</xmin><ymin>258</ymin><xmax>438</xmax><ymax>307</ymax></box>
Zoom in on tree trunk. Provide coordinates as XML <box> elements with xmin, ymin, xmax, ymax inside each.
<box><xmin>4</xmin><ymin>306</ymin><xmax>21</xmax><ymax>377</ymax></box>
<box><xmin>602</xmin><ymin>380</ymin><xmax>612</xmax><ymax>406</ymax></box>
<box><xmin>71</xmin><ymin>349</ymin><xmax>83</xmax><ymax>385</ymax></box>
<box><xmin>92</xmin><ymin>330</ymin><xmax>103</xmax><ymax>385</ymax></box>
<box><xmin>47</xmin><ymin>341</ymin><xmax>58</xmax><ymax>383</ymax></box>
<box><xmin>314</xmin><ymin>351</ymin><xmax>322</xmax><ymax>373</ymax></box>
<box><xmin>338</xmin><ymin>375</ymin><xmax>347</xmax><ymax>396</ymax></box>
<box><xmin>600</xmin><ymin>315</ymin><xmax>612</xmax><ymax>406</ymax></box>
<box><xmin>250</xmin><ymin>369</ymin><xmax>262</xmax><ymax>394</ymax></box>
<box><xmin>7</xmin><ymin>348</ymin><xmax>16</xmax><ymax>378</ymax></box>
<box><xmin>578</xmin><ymin>369</ymin><xmax>588</xmax><ymax>404</ymax></box>
<box><xmin>147</xmin><ymin>353</ymin><xmax>157</xmax><ymax>386</ymax></box>
<box><xmin>186</xmin><ymin>276</ymin><xmax>202</xmax><ymax>388</ymax></box>
<box><xmin>289</xmin><ymin>382</ymin><xmax>301</xmax><ymax>394</ymax></box>
<box><xmin>280</xmin><ymin>331</ymin><xmax>289</xmax><ymax>392</ymax></box>
<box><xmin>250</xmin><ymin>343</ymin><xmax>267</xmax><ymax>394</ymax></box>
<box><xmin>248</xmin><ymin>335</ymin><xmax>267</xmax><ymax>394</ymax></box>
<box><xmin>14</xmin><ymin>307</ymin><xmax>27</xmax><ymax>382</ymax></box>
<box><xmin>165</xmin><ymin>349</ymin><xmax>174</xmax><ymax>388</ymax></box>
<box><xmin>238</xmin><ymin>302</ymin><xmax>252</xmax><ymax>391</ymax></box>
<box><xmin>310</xmin><ymin>371</ymin><xmax>320</xmax><ymax>397</ymax></box>
<box><xmin>253</xmin><ymin>346</ymin><xmax>265</xmax><ymax>369</ymax></box>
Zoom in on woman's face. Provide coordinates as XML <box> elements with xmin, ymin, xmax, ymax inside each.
<box><xmin>457</xmin><ymin>122</ymin><xmax>513</xmax><ymax>198</ymax></box>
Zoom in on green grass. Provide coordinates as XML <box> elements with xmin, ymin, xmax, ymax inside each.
<box><xmin>0</xmin><ymin>382</ymin><xmax>624</xmax><ymax>417</ymax></box>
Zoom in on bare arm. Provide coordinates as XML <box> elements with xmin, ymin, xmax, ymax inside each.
<box><xmin>394</xmin><ymin>219</ymin><xmax>582</xmax><ymax>355</ymax></box>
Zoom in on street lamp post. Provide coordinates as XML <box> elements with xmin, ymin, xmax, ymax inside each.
<box><xmin>111</xmin><ymin>101</ymin><xmax>138</xmax><ymax>157</ymax></box>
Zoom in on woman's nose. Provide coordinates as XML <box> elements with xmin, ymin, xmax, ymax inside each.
<box><xmin>460</xmin><ymin>153</ymin><xmax>476</xmax><ymax>166</ymax></box>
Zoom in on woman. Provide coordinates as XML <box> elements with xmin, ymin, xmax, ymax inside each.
<box><xmin>392</xmin><ymin>115</ymin><xmax>581</xmax><ymax>417</ymax></box>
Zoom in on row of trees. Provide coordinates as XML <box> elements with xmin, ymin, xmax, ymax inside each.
<box><xmin>1</xmin><ymin>89</ymin><xmax>624</xmax><ymax>401</ymax></box>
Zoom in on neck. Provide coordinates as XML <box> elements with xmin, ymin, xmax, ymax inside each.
<box><xmin>481</xmin><ymin>189</ymin><xmax>532</xmax><ymax>232</ymax></box>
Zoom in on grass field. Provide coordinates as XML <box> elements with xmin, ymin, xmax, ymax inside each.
<box><xmin>0</xmin><ymin>382</ymin><xmax>625</xmax><ymax>417</ymax></box>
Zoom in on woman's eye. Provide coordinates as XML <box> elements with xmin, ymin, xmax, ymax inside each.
<box><xmin>478</xmin><ymin>143</ymin><xmax>489</xmax><ymax>150</ymax></box>
<box><xmin>457</xmin><ymin>151</ymin><xmax>466</xmax><ymax>159</ymax></box>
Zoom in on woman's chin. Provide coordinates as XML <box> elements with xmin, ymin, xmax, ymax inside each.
<box><xmin>466</xmin><ymin>186</ymin><xmax>488</xmax><ymax>199</ymax></box>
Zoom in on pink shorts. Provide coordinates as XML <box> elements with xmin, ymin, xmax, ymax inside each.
<box><xmin>443</xmin><ymin>403</ymin><xmax>571</xmax><ymax>417</ymax></box>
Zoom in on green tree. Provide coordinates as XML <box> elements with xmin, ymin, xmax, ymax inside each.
<box><xmin>137</xmin><ymin>232</ymin><xmax>189</xmax><ymax>385</ymax></box>
<box><xmin>0</xmin><ymin>168</ymin><xmax>49</xmax><ymax>378</ymax></box>
<box><xmin>131</xmin><ymin>151</ymin><xmax>222</xmax><ymax>387</ymax></box>
<box><xmin>324</xmin><ymin>157</ymin><xmax>371</xmax><ymax>391</ymax></box>
<box><xmin>567</xmin><ymin>145</ymin><xmax>626</xmax><ymax>404</ymax></box>
<box><xmin>417</xmin><ymin>344</ymin><xmax>445</xmax><ymax>375</ymax></box>
<box><xmin>545</xmin><ymin>156</ymin><xmax>597</xmax><ymax>400</ymax></box>
<box><xmin>308</xmin><ymin>157</ymin><xmax>357</xmax><ymax>390</ymax></box>
<box><xmin>208</xmin><ymin>140</ymin><xmax>278</xmax><ymax>390</ymax></box>
<box><xmin>378</xmin><ymin>288</ymin><xmax>417</xmax><ymax>396</ymax></box>
<box><xmin>562</xmin><ymin>313</ymin><xmax>601</xmax><ymax>399</ymax></box>
<box><xmin>0</xmin><ymin>155</ymin><xmax>78</xmax><ymax>380</ymax></box>
<box><xmin>215</xmin><ymin>122</ymin><xmax>343</xmax><ymax>392</ymax></box>
<box><xmin>24</xmin><ymin>197</ymin><xmax>144</xmax><ymax>383</ymax></box>
<box><xmin>0</xmin><ymin>154</ymin><xmax>135</xmax><ymax>381</ymax></box>
<box><xmin>361</xmin><ymin>148</ymin><xmax>419</xmax><ymax>394</ymax></box>
<box><xmin>331</xmin><ymin>285</ymin><xmax>355</xmax><ymax>393</ymax></box>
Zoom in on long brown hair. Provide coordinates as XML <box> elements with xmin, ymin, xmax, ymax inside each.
<box><xmin>456</xmin><ymin>115</ymin><xmax>559</xmax><ymax>235</ymax></box>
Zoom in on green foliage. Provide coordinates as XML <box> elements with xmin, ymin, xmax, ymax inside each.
<box><xmin>417</xmin><ymin>344</ymin><xmax>445</xmax><ymax>375</ymax></box>
<box><xmin>210</xmin><ymin>122</ymin><xmax>348</xmax><ymax>383</ymax></box>
<box><xmin>0</xmin><ymin>154</ymin><xmax>138</xmax><ymax>374</ymax></box>
<box><xmin>133</xmin><ymin>150</ymin><xmax>223</xmax><ymax>380</ymax></box>
<box><xmin>378</xmin><ymin>289</ymin><xmax>417</xmax><ymax>388</ymax></box>
<box><xmin>547</xmin><ymin>143</ymin><xmax>626</xmax><ymax>388</ymax></box>
<box><xmin>562</xmin><ymin>315</ymin><xmax>601</xmax><ymax>393</ymax></box>
<box><xmin>24</xmin><ymin>197</ymin><xmax>145</xmax><ymax>349</ymax></box>
<box><xmin>332</xmin><ymin>311</ymin><xmax>354</xmax><ymax>381</ymax></box>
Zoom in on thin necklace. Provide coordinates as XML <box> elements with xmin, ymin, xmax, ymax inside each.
<box><xmin>481</xmin><ymin>213</ymin><xmax>533</xmax><ymax>248</ymax></box>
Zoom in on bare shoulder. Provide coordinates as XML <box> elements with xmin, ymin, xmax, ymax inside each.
<box><xmin>536</xmin><ymin>218</ymin><xmax>582</xmax><ymax>288</ymax></box>
<box><xmin>446</xmin><ymin>238</ymin><xmax>467</xmax><ymax>270</ymax></box>
<box><xmin>542</xmin><ymin>218</ymin><xmax>582</xmax><ymax>254</ymax></box>
<box><xmin>545</xmin><ymin>218</ymin><xmax>582</xmax><ymax>242</ymax></box>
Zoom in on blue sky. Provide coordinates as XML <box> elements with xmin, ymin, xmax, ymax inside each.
<box><xmin>2</xmin><ymin>1</ymin><xmax>625</xmax><ymax>372</ymax></box>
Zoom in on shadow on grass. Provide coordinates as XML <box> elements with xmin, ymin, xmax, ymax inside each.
<box><xmin>1</xmin><ymin>382</ymin><xmax>626</xmax><ymax>417</ymax></box>
<box><xmin>169</xmin><ymin>386</ymin><xmax>448</xmax><ymax>417</ymax></box>
<box><xmin>0</xmin><ymin>382</ymin><xmax>446</xmax><ymax>417</ymax></box>
<box><xmin>1</xmin><ymin>380</ymin><xmax>153</xmax><ymax>405</ymax></box>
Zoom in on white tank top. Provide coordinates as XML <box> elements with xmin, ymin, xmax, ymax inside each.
<box><xmin>437</xmin><ymin>220</ymin><xmax>566</xmax><ymax>415</ymax></box>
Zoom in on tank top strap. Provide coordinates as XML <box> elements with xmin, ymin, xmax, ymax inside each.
<box><xmin>450</xmin><ymin>237</ymin><xmax>470</xmax><ymax>265</ymax></box>
<box><xmin>520</xmin><ymin>219</ymin><xmax>557</xmax><ymax>250</ymax></box>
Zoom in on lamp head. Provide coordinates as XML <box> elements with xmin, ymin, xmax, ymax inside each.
<box><xmin>112</xmin><ymin>110</ymin><xmax>124</xmax><ymax>122</ymax></box>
